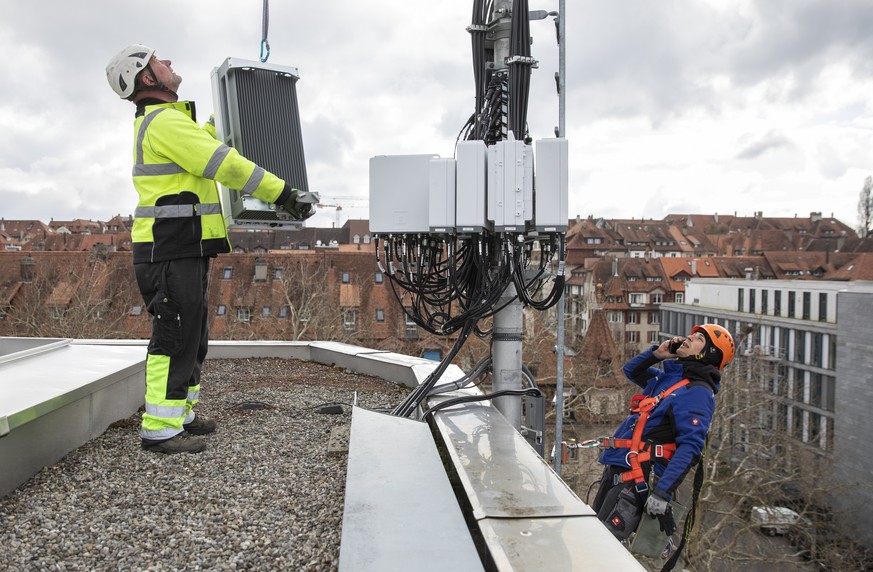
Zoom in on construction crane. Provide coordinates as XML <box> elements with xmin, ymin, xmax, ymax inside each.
<box><xmin>316</xmin><ymin>196</ymin><xmax>369</xmax><ymax>228</ymax></box>
<box><xmin>317</xmin><ymin>203</ymin><xmax>343</xmax><ymax>228</ymax></box>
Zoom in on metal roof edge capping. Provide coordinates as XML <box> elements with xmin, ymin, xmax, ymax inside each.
<box><xmin>339</xmin><ymin>406</ymin><xmax>483</xmax><ymax>571</ymax></box>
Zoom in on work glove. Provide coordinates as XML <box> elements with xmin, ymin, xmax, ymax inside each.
<box><xmin>644</xmin><ymin>490</ymin><xmax>670</xmax><ymax>515</ymax></box>
<box><xmin>279</xmin><ymin>185</ymin><xmax>316</xmax><ymax>220</ymax></box>
<box><xmin>645</xmin><ymin>490</ymin><xmax>677</xmax><ymax>536</ymax></box>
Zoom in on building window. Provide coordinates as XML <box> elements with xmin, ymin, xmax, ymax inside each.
<box><xmin>793</xmin><ymin>408</ymin><xmax>804</xmax><ymax>440</ymax></box>
<box><xmin>648</xmin><ymin>331</ymin><xmax>659</xmax><ymax>343</ymax></box>
<box><xmin>353</xmin><ymin>235</ymin><xmax>361</xmax><ymax>244</ymax></box>
<box><xmin>375</xmin><ymin>309</ymin><xmax>385</xmax><ymax>322</ymax></box>
<box><xmin>626</xmin><ymin>331</ymin><xmax>639</xmax><ymax>343</ymax></box>
<box><xmin>375</xmin><ymin>271</ymin><xmax>383</xmax><ymax>284</ymax></box>
<box><xmin>760</xmin><ymin>290</ymin><xmax>768</xmax><ymax>315</ymax></box>
<box><xmin>274</xmin><ymin>268</ymin><xmax>284</xmax><ymax>279</ymax></box>
<box><xmin>826</xmin><ymin>417</ymin><xmax>835</xmax><ymax>451</ymax></box>
<box><xmin>422</xmin><ymin>349</ymin><xmax>441</xmax><ymax>361</ymax></box>
<box><xmin>237</xmin><ymin>307</ymin><xmax>252</xmax><ymax>322</ymax></box>
<box><xmin>810</xmin><ymin>373</ymin><xmax>824</xmax><ymax>409</ymax></box>
<box><xmin>341</xmin><ymin>271</ymin><xmax>350</xmax><ymax>284</ymax></box>
<box><xmin>811</xmin><ymin>333</ymin><xmax>823</xmax><ymax>367</ymax></box>
<box><xmin>627</xmin><ymin>312</ymin><xmax>640</xmax><ymax>324</ymax></box>
<box><xmin>608</xmin><ymin>311</ymin><xmax>623</xmax><ymax>323</ymax></box>
<box><xmin>629</xmin><ymin>293</ymin><xmax>644</xmax><ymax>305</ymax></box>
<box><xmin>648</xmin><ymin>311</ymin><xmax>660</xmax><ymax>325</ymax></box>
<box><xmin>794</xmin><ymin>330</ymin><xmax>806</xmax><ymax>363</ymax></box>
<box><xmin>651</xmin><ymin>294</ymin><xmax>663</xmax><ymax>304</ymax></box>
<box><xmin>254</xmin><ymin>259</ymin><xmax>268</xmax><ymax>283</ymax></box>
<box><xmin>808</xmin><ymin>412</ymin><xmax>822</xmax><ymax>448</ymax></box>
<box><xmin>788</xmin><ymin>291</ymin><xmax>796</xmax><ymax>318</ymax></box>
<box><xmin>818</xmin><ymin>293</ymin><xmax>827</xmax><ymax>321</ymax></box>
<box><xmin>364</xmin><ymin>235</ymin><xmax>371</xmax><ymax>244</ymax></box>
<box><xmin>802</xmin><ymin>292</ymin><xmax>811</xmax><ymax>320</ymax></box>
<box><xmin>737</xmin><ymin>288</ymin><xmax>744</xmax><ymax>312</ymax></box>
<box><xmin>779</xmin><ymin>328</ymin><xmax>790</xmax><ymax>359</ymax></box>
<box><xmin>343</xmin><ymin>309</ymin><xmax>358</xmax><ymax>331</ymax></box>
<box><xmin>279</xmin><ymin>306</ymin><xmax>289</xmax><ymax>319</ymax></box>
<box><xmin>262</xmin><ymin>307</ymin><xmax>271</xmax><ymax>317</ymax></box>
<box><xmin>675</xmin><ymin>293</ymin><xmax>684</xmax><ymax>304</ymax></box>
<box><xmin>828</xmin><ymin>337</ymin><xmax>837</xmax><ymax>371</ymax></box>
<box><xmin>222</xmin><ymin>267</ymin><xmax>233</xmax><ymax>279</ymax></box>
<box><xmin>749</xmin><ymin>288</ymin><xmax>756</xmax><ymax>313</ymax></box>
<box><xmin>774</xmin><ymin>291</ymin><xmax>782</xmax><ymax>316</ymax></box>
<box><xmin>793</xmin><ymin>369</ymin><xmax>805</xmax><ymax>402</ymax></box>
<box><xmin>217</xmin><ymin>305</ymin><xmax>227</xmax><ymax>316</ymax></box>
<box><xmin>404</xmin><ymin>314</ymin><xmax>418</xmax><ymax>337</ymax></box>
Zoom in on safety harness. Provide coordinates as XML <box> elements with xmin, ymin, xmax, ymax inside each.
<box><xmin>598</xmin><ymin>379</ymin><xmax>689</xmax><ymax>493</ymax></box>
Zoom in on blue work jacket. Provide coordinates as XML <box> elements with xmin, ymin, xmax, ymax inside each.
<box><xmin>598</xmin><ymin>346</ymin><xmax>719</xmax><ymax>498</ymax></box>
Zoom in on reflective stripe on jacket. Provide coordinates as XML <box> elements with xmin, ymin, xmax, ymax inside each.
<box><xmin>130</xmin><ymin>100</ymin><xmax>287</xmax><ymax>263</ymax></box>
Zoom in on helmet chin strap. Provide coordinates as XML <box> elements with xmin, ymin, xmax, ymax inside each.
<box><xmin>144</xmin><ymin>64</ymin><xmax>179</xmax><ymax>100</ymax></box>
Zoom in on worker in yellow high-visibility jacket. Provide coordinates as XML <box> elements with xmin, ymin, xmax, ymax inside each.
<box><xmin>106</xmin><ymin>44</ymin><xmax>313</xmax><ymax>454</ymax></box>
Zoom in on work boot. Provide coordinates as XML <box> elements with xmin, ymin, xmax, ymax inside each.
<box><xmin>142</xmin><ymin>434</ymin><xmax>207</xmax><ymax>454</ymax></box>
<box><xmin>183</xmin><ymin>415</ymin><xmax>217</xmax><ymax>435</ymax></box>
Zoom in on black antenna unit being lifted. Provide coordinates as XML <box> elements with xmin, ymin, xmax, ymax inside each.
<box><xmin>210</xmin><ymin>57</ymin><xmax>310</xmax><ymax>230</ymax></box>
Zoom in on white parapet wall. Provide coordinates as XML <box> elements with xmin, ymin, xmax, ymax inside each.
<box><xmin>0</xmin><ymin>338</ymin><xmax>146</xmax><ymax>496</ymax></box>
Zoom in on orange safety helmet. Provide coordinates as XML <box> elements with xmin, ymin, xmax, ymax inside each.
<box><xmin>691</xmin><ymin>324</ymin><xmax>735</xmax><ymax>370</ymax></box>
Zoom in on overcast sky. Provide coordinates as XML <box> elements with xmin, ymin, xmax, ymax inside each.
<box><xmin>2</xmin><ymin>0</ymin><xmax>873</xmax><ymax>230</ymax></box>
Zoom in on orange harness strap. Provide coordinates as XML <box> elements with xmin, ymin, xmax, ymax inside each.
<box><xmin>602</xmin><ymin>379</ymin><xmax>689</xmax><ymax>493</ymax></box>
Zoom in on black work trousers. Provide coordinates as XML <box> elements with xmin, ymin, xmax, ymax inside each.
<box><xmin>134</xmin><ymin>257</ymin><xmax>210</xmax><ymax>443</ymax></box>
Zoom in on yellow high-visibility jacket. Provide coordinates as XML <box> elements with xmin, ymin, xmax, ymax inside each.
<box><xmin>130</xmin><ymin>100</ymin><xmax>290</xmax><ymax>263</ymax></box>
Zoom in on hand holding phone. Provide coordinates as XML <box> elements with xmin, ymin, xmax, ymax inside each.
<box><xmin>669</xmin><ymin>340</ymin><xmax>683</xmax><ymax>354</ymax></box>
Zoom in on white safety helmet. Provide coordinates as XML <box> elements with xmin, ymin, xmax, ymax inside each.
<box><xmin>106</xmin><ymin>44</ymin><xmax>155</xmax><ymax>99</ymax></box>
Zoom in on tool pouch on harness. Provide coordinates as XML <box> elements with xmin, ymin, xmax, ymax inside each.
<box><xmin>602</xmin><ymin>484</ymin><xmax>644</xmax><ymax>541</ymax></box>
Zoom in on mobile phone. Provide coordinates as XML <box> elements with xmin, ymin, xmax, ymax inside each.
<box><xmin>669</xmin><ymin>340</ymin><xmax>682</xmax><ymax>354</ymax></box>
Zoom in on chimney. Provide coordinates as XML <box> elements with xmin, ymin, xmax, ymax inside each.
<box><xmin>744</xmin><ymin>267</ymin><xmax>753</xmax><ymax>280</ymax></box>
<box><xmin>691</xmin><ymin>259</ymin><xmax>697</xmax><ymax>275</ymax></box>
<box><xmin>810</xmin><ymin>212</ymin><xmax>822</xmax><ymax>222</ymax></box>
<box><xmin>612</xmin><ymin>256</ymin><xmax>619</xmax><ymax>277</ymax></box>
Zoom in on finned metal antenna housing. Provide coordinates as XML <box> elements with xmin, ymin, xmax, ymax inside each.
<box><xmin>211</xmin><ymin>57</ymin><xmax>311</xmax><ymax>230</ymax></box>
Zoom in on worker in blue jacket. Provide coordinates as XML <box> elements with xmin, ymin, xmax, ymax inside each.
<box><xmin>592</xmin><ymin>323</ymin><xmax>735</xmax><ymax>541</ymax></box>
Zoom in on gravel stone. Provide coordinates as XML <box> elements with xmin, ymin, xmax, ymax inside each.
<box><xmin>0</xmin><ymin>358</ymin><xmax>409</xmax><ymax>572</ymax></box>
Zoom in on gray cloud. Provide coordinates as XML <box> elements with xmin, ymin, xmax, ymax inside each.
<box><xmin>735</xmin><ymin>131</ymin><xmax>794</xmax><ymax>160</ymax></box>
<box><xmin>0</xmin><ymin>0</ymin><xmax>870</xmax><ymax>227</ymax></box>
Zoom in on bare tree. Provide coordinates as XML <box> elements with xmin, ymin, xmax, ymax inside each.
<box><xmin>217</xmin><ymin>257</ymin><xmax>354</xmax><ymax>343</ymax></box>
<box><xmin>858</xmin><ymin>175</ymin><xmax>873</xmax><ymax>238</ymax></box>
<box><xmin>6</xmin><ymin>253</ymin><xmax>135</xmax><ymax>339</ymax></box>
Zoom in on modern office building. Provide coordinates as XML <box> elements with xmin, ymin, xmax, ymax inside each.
<box><xmin>659</xmin><ymin>278</ymin><xmax>873</xmax><ymax>546</ymax></box>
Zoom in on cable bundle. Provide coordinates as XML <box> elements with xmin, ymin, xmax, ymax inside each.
<box><xmin>508</xmin><ymin>0</ymin><xmax>532</xmax><ymax>140</ymax></box>
<box><xmin>376</xmin><ymin>233</ymin><xmax>565</xmax><ymax>337</ymax></box>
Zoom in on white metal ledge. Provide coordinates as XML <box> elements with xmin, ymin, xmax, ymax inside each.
<box><xmin>338</xmin><ymin>407</ymin><xmax>483</xmax><ymax>571</ymax></box>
